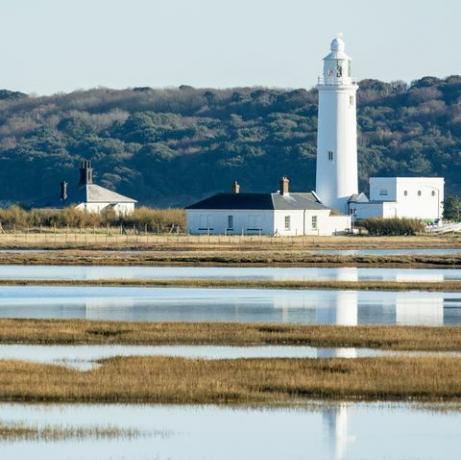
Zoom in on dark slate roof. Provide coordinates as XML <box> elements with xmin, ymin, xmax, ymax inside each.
<box><xmin>186</xmin><ymin>192</ymin><xmax>329</xmax><ymax>211</ymax></box>
<box><xmin>33</xmin><ymin>184</ymin><xmax>137</xmax><ymax>209</ymax></box>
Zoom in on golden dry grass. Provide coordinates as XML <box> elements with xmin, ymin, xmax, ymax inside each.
<box><xmin>0</xmin><ymin>233</ymin><xmax>460</xmax><ymax>252</ymax></box>
<box><xmin>0</xmin><ymin>249</ymin><xmax>460</xmax><ymax>267</ymax></box>
<box><xmin>0</xmin><ymin>423</ymin><xmax>143</xmax><ymax>440</ymax></box>
<box><xmin>1</xmin><ymin>319</ymin><xmax>460</xmax><ymax>351</ymax></box>
<box><xmin>1</xmin><ymin>278</ymin><xmax>461</xmax><ymax>291</ymax></box>
<box><xmin>0</xmin><ymin>356</ymin><xmax>460</xmax><ymax>404</ymax></box>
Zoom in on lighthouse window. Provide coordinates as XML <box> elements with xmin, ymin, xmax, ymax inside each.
<box><xmin>328</xmin><ymin>151</ymin><xmax>334</xmax><ymax>161</ymax></box>
<box><xmin>404</xmin><ymin>190</ymin><xmax>408</xmax><ymax>196</ymax></box>
<box><xmin>418</xmin><ymin>190</ymin><xmax>422</xmax><ymax>197</ymax></box>
<box><xmin>349</xmin><ymin>95</ymin><xmax>354</xmax><ymax>106</ymax></box>
<box><xmin>379</xmin><ymin>189</ymin><xmax>388</xmax><ymax>196</ymax></box>
<box><xmin>431</xmin><ymin>190</ymin><xmax>436</xmax><ymax>197</ymax></box>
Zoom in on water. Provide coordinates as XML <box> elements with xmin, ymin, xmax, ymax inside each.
<box><xmin>0</xmin><ymin>286</ymin><xmax>460</xmax><ymax>325</ymax></box>
<box><xmin>0</xmin><ymin>402</ymin><xmax>459</xmax><ymax>460</ymax></box>
<box><xmin>0</xmin><ymin>344</ymin><xmax>407</xmax><ymax>370</ymax></box>
<box><xmin>0</xmin><ymin>264</ymin><xmax>461</xmax><ymax>281</ymax></box>
<box><xmin>312</xmin><ymin>248</ymin><xmax>461</xmax><ymax>256</ymax></box>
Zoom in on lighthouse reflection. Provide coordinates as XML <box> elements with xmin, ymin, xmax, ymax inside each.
<box><xmin>323</xmin><ymin>403</ymin><xmax>355</xmax><ymax>460</ymax></box>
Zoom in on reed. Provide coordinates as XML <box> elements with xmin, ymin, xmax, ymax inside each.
<box><xmin>1</xmin><ymin>278</ymin><xmax>461</xmax><ymax>291</ymax></box>
<box><xmin>0</xmin><ymin>356</ymin><xmax>459</xmax><ymax>404</ymax></box>
<box><xmin>0</xmin><ymin>249</ymin><xmax>460</xmax><ymax>268</ymax></box>
<box><xmin>0</xmin><ymin>320</ymin><xmax>460</xmax><ymax>351</ymax></box>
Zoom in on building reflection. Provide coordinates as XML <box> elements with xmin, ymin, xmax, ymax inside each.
<box><xmin>323</xmin><ymin>403</ymin><xmax>354</xmax><ymax>460</ymax></box>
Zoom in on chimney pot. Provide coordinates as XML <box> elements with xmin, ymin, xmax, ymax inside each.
<box><xmin>280</xmin><ymin>176</ymin><xmax>289</xmax><ymax>196</ymax></box>
<box><xmin>79</xmin><ymin>160</ymin><xmax>93</xmax><ymax>185</ymax></box>
<box><xmin>232</xmin><ymin>181</ymin><xmax>240</xmax><ymax>194</ymax></box>
<box><xmin>60</xmin><ymin>181</ymin><xmax>68</xmax><ymax>201</ymax></box>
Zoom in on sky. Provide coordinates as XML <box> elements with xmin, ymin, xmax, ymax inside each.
<box><xmin>0</xmin><ymin>0</ymin><xmax>459</xmax><ymax>95</ymax></box>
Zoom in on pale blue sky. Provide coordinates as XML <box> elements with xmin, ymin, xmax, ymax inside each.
<box><xmin>1</xmin><ymin>0</ymin><xmax>459</xmax><ymax>94</ymax></box>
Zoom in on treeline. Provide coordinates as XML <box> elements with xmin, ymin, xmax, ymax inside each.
<box><xmin>0</xmin><ymin>206</ymin><xmax>185</xmax><ymax>232</ymax></box>
<box><xmin>0</xmin><ymin>76</ymin><xmax>459</xmax><ymax>207</ymax></box>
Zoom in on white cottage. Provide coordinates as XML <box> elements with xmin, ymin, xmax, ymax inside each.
<box><xmin>36</xmin><ymin>161</ymin><xmax>137</xmax><ymax>215</ymax></box>
<box><xmin>186</xmin><ymin>178</ymin><xmax>351</xmax><ymax>236</ymax></box>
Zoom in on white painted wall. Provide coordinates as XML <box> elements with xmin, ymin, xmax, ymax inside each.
<box><xmin>367</xmin><ymin>177</ymin><xmax>444</xmax><ymax>221</ymax></box>
<box><xmin>187</xmin><ymin>208</ymin><xmax>351</xmax><ymax>236</ymax></box>
<box><xmin>75</xmin><ymin>202</ymin><xmax>135</xmax><ymax>216</ymax></box>
<box><xmin>316</xmin><ymin>36</ymin><xmax>358</xmax><ymax>214</ymax></box>
<box><xmin>186</xmin><ymin>209</ymin><xmax>274</xmax><ymax>235</ymax></box>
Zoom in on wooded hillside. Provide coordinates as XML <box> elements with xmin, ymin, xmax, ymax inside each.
<box><xmin>0</xmin><ymin>76</ymin><xmax>459</xmax><ymax>207</ymax></box>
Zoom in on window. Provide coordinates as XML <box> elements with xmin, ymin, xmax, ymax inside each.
<box><xmin>349</xmin><ymin>95</ymin><xmax>354</xmax><ymax>106</ymax></box>
<box><xmin>311</xmin><ymin>215</ymin><xmax>318</xmax><ymax>230</ymax></box>
<box><xmin>431</xmin><ymin>190</ymin><xmax>436</xmax><ymax>197</ymax></box>
<box><xmin>404</xmin><ymin>190</ymin><xmax>408</xmax><ymax>197</ymax></box>
<box><xmin>284</xmin><ymin>215</ymin><xmax>291</xmax><ymax>231</ymax></box>
<box><xmin>418</xmin><ymin>190</ymin><xmax>422</xmax><ymax>197</ymax></box>
<box><xmin>328</xmin><ymin>151</ymin><xmax>334</xmax><ymax>161</ymax></box>
<box><xmin>379</xmin><ymin>189</ymin><xmax>388</xmax><ymax>196</ymax></box>
<box><xmin>227</xmin><ymin>215</ymin><xmax>234</xmax><ymax>230</ymax></box>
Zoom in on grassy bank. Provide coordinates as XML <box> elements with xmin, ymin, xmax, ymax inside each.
<box><xmin>1</xmin><ymin>356</ymin><xmax>460</xmax><ymax>404</ymax></box>
<box><xmin>1</xmin><ymin>320</ymin><xmax>461</xmax><ymax>351</ymax></box>
<box><xmin>2</xmin><ymin>278</ymin><xmax>461</xmax><ymax>291</ymax></box>
<box><xmin>0</xmin><ymin>233</ymin><xmax>460</xmax><ymax>252</ymax></box>
<box><xmin>0</xmin><ymin>249</ymin><xmax>461</xmax><ymax>268</ymax></box>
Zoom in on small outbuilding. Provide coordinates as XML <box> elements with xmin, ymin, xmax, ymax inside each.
<box><xmin>186</xmin><ymin>178</ymin><xmax>351</xmax><ymax>236</ymax></box>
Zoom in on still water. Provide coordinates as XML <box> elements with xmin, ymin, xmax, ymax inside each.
<box><xmin>0</xmin><ymin>265</ymin><xmax>461</xmax><ymax>281</ymax></box>
<box><xmin>0</xmin><ymin>286</ymin><xmax>460</xmax><ymax>326</ymax></box>
<box><xmin>312</xmin><ymin>248</ymin><xmax>461</xmax><ymax>256</ymax></box>
<box><xmin>0</xmin><ymin>402</ymin><xmax>459</xmax><ymax>460</ymax></box>
<box><xmin>0</xmin><ymin>344</ymin><xmax>406</xmax><ymax>370</ymax></box>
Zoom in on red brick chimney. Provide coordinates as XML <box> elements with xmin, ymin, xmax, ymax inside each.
<box><xmin>280</xmin><ymin>177</ymin><xmax>289</xmax><ymax>196</ymax></box>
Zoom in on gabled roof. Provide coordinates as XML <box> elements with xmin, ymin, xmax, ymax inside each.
<box><xmin>186</xmin><ymin>192</ymin><xmax>329</xmax><ymax>211</ymax></box>
<box><xmin>348</xmin><ymin>192</ymin><xmax>369</xmax><ymax>203</ymax></box>
<box><xmin>32</xmin><ymin>184</ymin><xmax>137</xmax><ymax>209</ymax></box>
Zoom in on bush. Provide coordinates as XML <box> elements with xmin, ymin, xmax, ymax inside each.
<box><xmin>0</xmin><ymin>206</ymin><xmax>185</xmax><ymax>232</ymax></box>
<box><xmin>359</xmin><ymin>217</ymin><xmax>425</xmax><ymax>236</ymax></box>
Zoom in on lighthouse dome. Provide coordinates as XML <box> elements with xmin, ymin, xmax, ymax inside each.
<box><xmin>330</xmin><ymin>36</ymin><xmax>345</xmax><ymax>52</ymax></box>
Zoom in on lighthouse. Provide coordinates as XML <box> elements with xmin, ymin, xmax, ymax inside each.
<box><xmin>316</xmin><ymin>34</ymin><xmax>358</xmax><ymax>214</ymax></box>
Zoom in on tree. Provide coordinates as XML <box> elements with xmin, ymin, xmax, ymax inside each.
<box><xmin>444</xmin><ymin>196</ymin><xmax>461</xmax><ymax>221</ymax></box>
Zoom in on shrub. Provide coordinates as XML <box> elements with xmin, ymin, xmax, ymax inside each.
<box><xmin>358</xmin><ymin>217</ymin><xmax>425</xmax><ymax>236</ymax></box>
<box><xmin>0</xmin><ymin>206</ymin><xmax>185</xmax><ymax>232</ymax></box>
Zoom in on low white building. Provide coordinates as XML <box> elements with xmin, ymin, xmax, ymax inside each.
<box><xmin>36</xmin><ymin>161</ymin><xmax>137</xmax><ymax>215</ymax></box>
<box><xmin>349</xmin><ymin>177</ymin><xmax>444</xmax><ymax>222</ymax></box>
<box><xmin>186</xmin><ymin>178</ymin><xmax>351</xmax><ymax>236</ymax></box>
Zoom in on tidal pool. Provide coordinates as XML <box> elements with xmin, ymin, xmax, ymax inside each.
<box><xmin>0</xmin><ymin>264</ymin><xmax>460</xmax><ymax>281</ymax></box>
<box><xmin>0</xmin><ymin>286</ymin><xmax>459</xmax><ymax>325</ymax></box>
<box><xmin>0</xmin><ymin>402</ymin><xmax>459</xmax><ymax>460</ymax></box>
<box><xmin>0</xmin><ymin>344</ymin><xmax>439</xmax><ymax>371</ymax></box>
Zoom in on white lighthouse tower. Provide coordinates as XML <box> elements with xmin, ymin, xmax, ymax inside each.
<box><xmin>316</xmin><ymin>34</ymin><xmax>358</xmax><ymax>214</ymax></box>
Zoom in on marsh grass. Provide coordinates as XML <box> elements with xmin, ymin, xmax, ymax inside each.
<box><xmin>0</xmin><ymin>249</ymin><xmax>460</xmax><ymax>268</ymax></box>
<box><xmin>0</xmin><ymin>234</ymin><xmax>460</xmax><ymax>252</ymax></box>
<box><xmin>0</xmin><ymin>356</ymin><xmax>460</xmax><ymax>404</ymax></box>
<box><xmin>0</xmin><ymin>422</ymin><xmax>146</xmax><ymax>440</ymax></box>
<box><xmin>2</xmin><ymin>278</ymin><xmax>461</xmax><ymax>291</ymax></box>
<box><xmin>0</xmin><ymin>319</ymin><xmax>460</xmax><ymax>351</ymax></box>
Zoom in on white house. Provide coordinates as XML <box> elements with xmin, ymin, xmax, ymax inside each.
<box><xmin>36</xmin><ymin>161</ymin><xmax>137</xmax><ymax>215</ymax></box>
<box><xmin>349</xmin><ymin>177</ymin><xmax>444</xmax><ymax>221</ymax></box>
<box><xmin>314</xmin><ymin>34</ymin><xmax>444</xmax><ymax>223</ymax></box>
<box><xmin>186</xmin><ymin>178</ymin><xmax>351</xmax><ymax>236</ymax></box>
